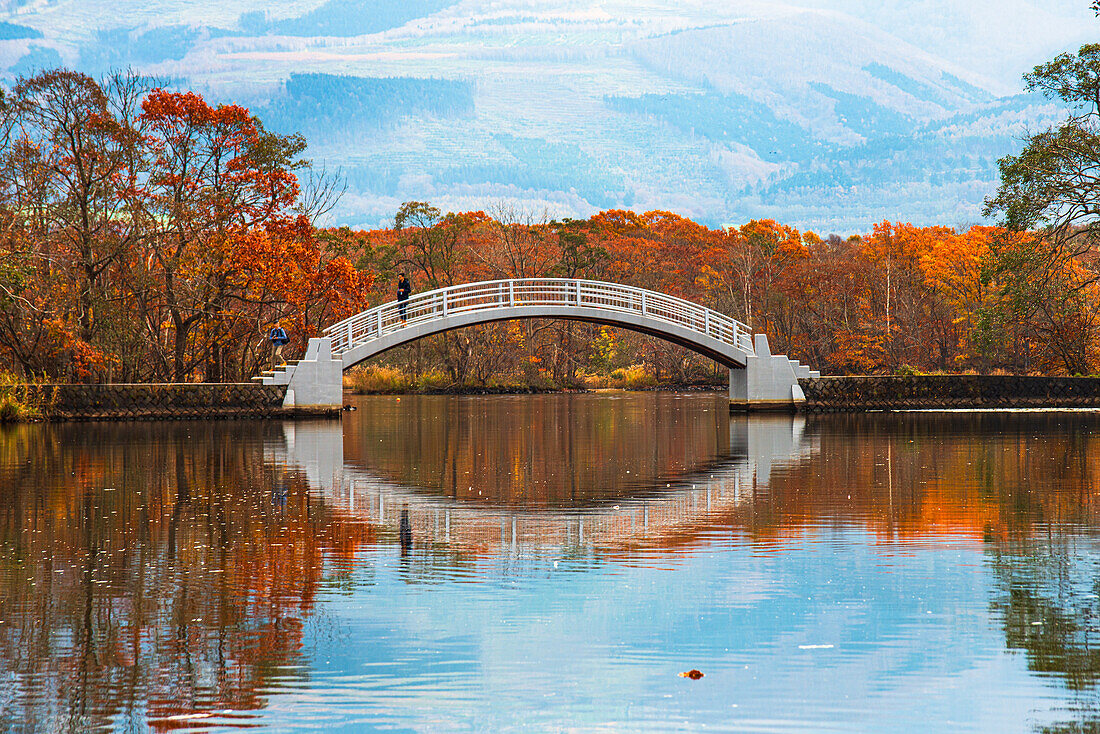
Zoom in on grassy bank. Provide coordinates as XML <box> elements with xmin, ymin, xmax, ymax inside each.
<box><xmin>344</xmin><ymin>364</ymin><xmax>723</xmax><ymax>395</ymax></box>
<box><xmin>0</xmin><ymin>373</ymin><xmax>45</xmax><ymax>422</ymax></box>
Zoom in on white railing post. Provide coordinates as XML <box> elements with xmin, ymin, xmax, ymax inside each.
<box><xmin>576</xmin><ymin>281</ymin><xmax>582</xmax><ymax>304</ymax></box>
<box><xmin>347</xmin><ymin>321</ymin><xmax>353</xmax><ymax>349</ymax></box>
<box><xmin>704</xmin><ymin>310</ymin><xmax>710</xmax><ymax>338</ymax></box>
<box><xmin>509</xmin><ymin>280</ymin><xmax>515</xmax><ymax>307</ymax></box>
<box><xmin>641</xmin><ymin>292</ymin><xmax>647</xmax><ymax>316</ymax></box>
<box><xmin>442</xmin><ymin>290</ymin><xmax>448</xmax><ymax>316</ymax></box>
<box><xmin>376</xmin><ymin>310</ymin><xmax>382</xmax><ymax>336</ymax></box>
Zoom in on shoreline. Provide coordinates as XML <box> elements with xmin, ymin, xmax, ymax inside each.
<box><xmin>344</xmin><ymin>382</ymin><xmax>726</xmax><ymax>397</ymax></box>
<box><xmin>0</xmin><ymin>382</ymin><xmax>325</xmax><ymax>424</ymax></box>
<box><xmin>10</xmin><ymin>375</ymin><xmax>1100</xmax><ymax>422</ymax></box>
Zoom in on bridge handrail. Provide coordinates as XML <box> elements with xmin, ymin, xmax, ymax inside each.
<box><xmin>323</xmin><ymin>278</ymin><xmax>755</xmax><ymax>357</ymax></box>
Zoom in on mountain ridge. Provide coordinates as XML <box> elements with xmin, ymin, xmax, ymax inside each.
<box><xmin>0</xmin><ymin>0</ymin><xmax>1091</xmax><ymax>232</ymax></box>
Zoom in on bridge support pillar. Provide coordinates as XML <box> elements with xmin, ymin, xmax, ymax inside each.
<box><xmin>730</xmin><ymin>334</ymin><xmax>806</xmax><ymax>413</ymax></box>
<box><xmin>728</xmin><ymin>366</ymin><xmax>747</xmax><ymax>401</ymax></box>
<box><xmin>284</xmin><ymin>337</ymin><xmax>343</xmax><ymax>408</ymax></box>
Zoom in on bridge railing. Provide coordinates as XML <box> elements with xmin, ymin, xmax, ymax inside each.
<box><xmin>324</xmin><ymin>279</ymin><xmax>755</xmax><ymax>357</ymax></box>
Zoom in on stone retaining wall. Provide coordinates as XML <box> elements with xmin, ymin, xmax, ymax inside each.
<box><xmin>5</xmin><ymin>383</ymin><xmax>340</xmax><ymax>420</ymax></box>
<box><xmin>800</xmin><ymin>375</ymin><xmax>1100</xmax><ymax>411</ymax></box>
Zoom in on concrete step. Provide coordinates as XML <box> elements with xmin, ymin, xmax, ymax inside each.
<box><xmin>253</xmin><ymin>360</ymin><xmax>299</xmax><ymax>386</ymax></box>
<box><xmin>785</xmin><ymin>357</ymin><xmax>815</xmax><ymax>380</ymax></box>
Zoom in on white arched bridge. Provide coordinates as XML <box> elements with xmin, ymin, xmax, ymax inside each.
<box><xmin>256</xmin><ymin>278</ymin><xmax>818</xmax><ymax>409</ymax></box>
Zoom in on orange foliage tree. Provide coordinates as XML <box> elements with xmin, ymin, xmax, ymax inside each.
<box><xmin>0</xmin><ymin>71</ymin><xmax>370</xmax><ymax>382</ymax></box>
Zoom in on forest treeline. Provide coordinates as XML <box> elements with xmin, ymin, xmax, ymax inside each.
<box><xmin>331</xmin><ymin>204</ymin><xmax>1095</xmax><ymax>387</ymax></box>
<box><xmin>0</xmin><ymin>59</ymin><xmax>1097</xmax><ymax>385</ymax></box>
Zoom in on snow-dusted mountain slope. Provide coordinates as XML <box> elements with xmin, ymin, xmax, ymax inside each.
<box><xmin>0</xmin><ymin>0</ymin><xmax>1091</xmax><ymax>232</ymax></box>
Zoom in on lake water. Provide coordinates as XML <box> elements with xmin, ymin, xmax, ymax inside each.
<box><xmin>2</xmin><ymin>392</ymin><xmax>1100</xmax><ymax>732</ymax></box>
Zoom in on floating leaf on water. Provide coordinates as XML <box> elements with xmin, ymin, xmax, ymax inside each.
<box><xmin>679</xmin><ymin>669</ymin><xmax>704</xmax><ymax>680</ymax></box>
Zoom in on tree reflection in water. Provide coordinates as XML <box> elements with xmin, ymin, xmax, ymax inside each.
<box><xmin>4</xmin><ymin>404</ymin><xmax>1100</xmax><ymax>731</ymax></box>
<box><xmin>0</xmin><ymin>420</ymin><xmax>374</xmax><ymax>732</ymax></box>
<box><xmin>776</xmin><ymin>413</ymin><xmax>1100</xmax><ymax>734</ymax></box>
<box><xmin>990</xmin><ymin>539</ymin><xmax>1100</xmax><ymax>734</ymax></box>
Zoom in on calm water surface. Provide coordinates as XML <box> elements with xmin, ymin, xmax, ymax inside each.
<box><xmin>2</xmin><ymin>392</ymin><xmax>1100</xmax><ymax>732</ymax></box>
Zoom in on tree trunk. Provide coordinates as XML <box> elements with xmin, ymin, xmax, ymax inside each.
<box><xmin>173</xmin><ymin>314</ymin><xmax>189</xmax><ymax>382</ymax></box>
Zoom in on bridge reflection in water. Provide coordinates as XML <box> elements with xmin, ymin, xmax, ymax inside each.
<box><xmin>267</xmin><ymin>396</ymin><xmax>817</xmax><ymax>553</ymax></box>
<box><xmin>7</xmin><ymin>402</ymin><xmax>1100</xmax><ymax>732</ymax></box>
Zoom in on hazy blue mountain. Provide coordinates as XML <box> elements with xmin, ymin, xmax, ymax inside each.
<box><xmin>0</xmin><ymin>0</ymin><xmax>1092</xmax><ymax>233</ymax></box>
<box><xmin>260</xmin><ymin>74</ymin><xmax>475</xmax><ymax>135</ymax></box>
<box><xmin>241</xmin><ymin>0</ymin><xmax>461</xmax><ymax>37</ymax></box>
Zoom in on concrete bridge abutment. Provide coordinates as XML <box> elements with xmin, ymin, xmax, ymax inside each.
<box><xmin>729</xmin><ymin>334</ymin><xmax>814</xmax><ymax>413</ymax></box>
<box><xmin>257</xmin><ymin>337</ymin><xmax>343</xmax><ymax>408</ymax></box>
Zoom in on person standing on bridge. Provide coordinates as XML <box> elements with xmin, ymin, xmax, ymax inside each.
<box><xmin>268</xmin><ymin>321</ymin><xmax>289</xmax><ymax>368</ymax></box>
<box><xmin>397</xmin><ymin>272</ymin><xmax>412</xmax><ymax>322</ymax></box>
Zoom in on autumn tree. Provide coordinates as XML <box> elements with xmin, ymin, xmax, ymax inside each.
<box><xmin>0</xmin><ymin>70</ymin><xmax>157</xmax><ymax>378</ymax></box>
<box><xmin>987</xmin><ymin>58</ymin><xmax>1100</xmax><ymax>221</ymax></box>
<box><xmin>390</xmin><ymin>202</ymin><xmax>490</xmax><ymax>381</ymax></box>
<box><xmin>4</xmin><ymin>71</ymin><xmax>146</xmax><ymax>340</ymax></box>
<box><xmin>474</xmin><ymin>202</ymin><xmax>555</xmax><ymax>279</ymax></box>
<box><xmin>550</xmin><ymin>218</ymin><xmax>607</xmax><ymax>280</ymax></box>
<box><xmin>984</xmin><ymin>43</ymin><xmax>1100</xmax><ymax>373</ymax></box>
<box><xmin>0</xmin><ymin>70</ymin><xmax>370</xmax><ymax>383</ymax></box>
<box><xmin>132</xmin><ymin>88</ymin><xmax>367</xmax><ymax>381</ymax></box>
<box><xmin>393</xmin><ymin>201</ymin><xmax>487</xmax><ymax>289</ymax></box>
<box><xmin>986</xmin><ymin>44</ymin><xmax>1100</xmax><ymax>248</ymax></box>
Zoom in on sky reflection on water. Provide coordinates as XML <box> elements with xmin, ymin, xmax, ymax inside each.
<box><xmin>2</xmin><ymin>393</ymin><xmax>1100</xmax><ymax>732</ymax></box>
